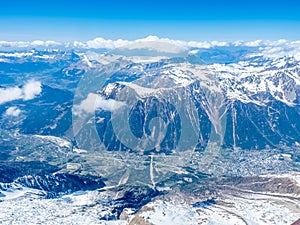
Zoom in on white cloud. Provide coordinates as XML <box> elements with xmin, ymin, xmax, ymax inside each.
<box><xmin>0</xmin><ymin>52</ymin><xmax>34</xmax><ymax>57</ymax></box>
<box><xmin>74</xmin><ymin>93</ymin><xmax>98</xmax><ymax>114</ymax></box>
<box><xmin>85</xmin><ymin>37</ymin><xmax>130</xmax><ymax>49</ymax></box>
<box><xmin>0</xmin><ymin>40</ymin><xmax>62</xmax><ymax>48</ymax></box>
<box><xmin>1</xmin><ymin>36</ymin><xmax>300</xmax><ymax>59</ymax></box>
<box><xmin>188</xmin><ymin>49</ymin><xmax>200</xmax><ymax>55</ymax></box>
<box><xmin>0</xmin><ymin>87</ymin><xmax>23</xmax><ymax>104</ymax></box>
<box><xmin>73</xmin><ymin>93</ymin><xmax>125</xmax><ymax>116</ymax></box>
<box><xmin>73</xmin><ymin>41</ymin><xmax>87</xmax><ymax>48</ymax></box>
<box><xmin>233</xmin><ymin>39</ymin><xmax>290</xmax><ymax>48</ymax></box>
<box><xmin>73</xmin><ymin>35</ymin><xmax>229</xmax><ymax>50</ymax></box>
<box><xmin>0</xmin><ymin>80</ymin><xmax>42</xmax><ymax>105</ymax></box>
<box><xmin>95</xmin><ymin>95</ymin><xmax>126</xmax><ymax>112</ymax></box>
<box><xmin>22</xmin><ymin>80</ymin><xmax>42</xmax><ymax>100</ymax></box>
<box><xmin>230</xmin><ymin>38</ymin><xmax>300</xmax><ymax>59</ymax></box>
<box><xmin>5</xmin><ymin>106</ymin><xmax>22</xmax><ymax>117</ymax></box>
<box><xmin>119</xmin><ymin>41</ymin><xmax>186</xmax><ymax>54</ymax></box>
<box><xmin>0</xmin><ymin>41</ymin><xmax>29</xmax><ymax>48</ymax></box>
<box><xmin>31</xmin><ymin>40</ymin><xmax>61</xmax><ymax>47</ymax></box>
<box><xmin>244</xmin><ymin>40</ymin><xmax>263</xmax><ymax>47</ymax></box>
<box><xmin>256</xmin><ymin>40</ymin><xmax>300</xmax><ymax>59</ymax></box>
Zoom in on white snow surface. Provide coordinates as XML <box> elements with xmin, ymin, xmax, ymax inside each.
<box><xmin>0</xmin><ymin>185</ymin><xmax>299</xmax><ymax>225</ymax></box>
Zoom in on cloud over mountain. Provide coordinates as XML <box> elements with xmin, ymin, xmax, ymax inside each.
<box><xmin>0</xmin><ymin>40</ymin><xmax>61</xmax><ymax>48</ymax></box>
<box><xmin>1</xmin><ymin>36</ymin><xmax>300</xmax><ymax>59</ymax></box>
<box><xmin>0</xmin><ymin>80</ymin><xmax>42</xmax><ymax>105</ymax></box>
<box><xmin>73</xmin><ymin>93</ymin><xmax>125</xmax><ymax>116</ymax></box>
<box><xmin>5</xmin><ymin>106</ymin><xmax>22</xmax><ymax>117</ymax></box>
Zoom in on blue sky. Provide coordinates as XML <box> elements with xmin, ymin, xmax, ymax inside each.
<box><xmin>0</xmin><ymin>0</ymin><xmax>300</xmax><ymax>41</ymax></box>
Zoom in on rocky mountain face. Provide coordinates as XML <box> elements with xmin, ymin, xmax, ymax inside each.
<box><xmin>0</xmin><ymin>47</ymin><xmax>300</xmax><ymax>224</ymax></box>
<box><xmin>73</xmin><ymin>54</ymin><xmax>300</xmax><ymax>154</ymax></box>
